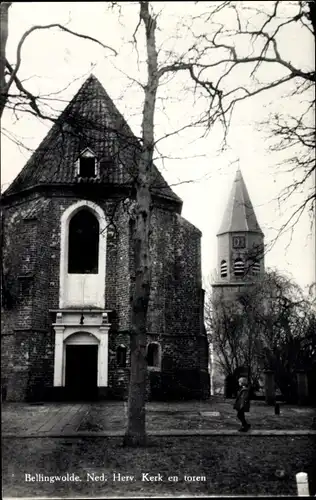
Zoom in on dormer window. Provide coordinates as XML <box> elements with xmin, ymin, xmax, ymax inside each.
<box><xmin>77</xmin><ymin>148</ymin><xmax>97</xmax><ymax>178</ymax></box>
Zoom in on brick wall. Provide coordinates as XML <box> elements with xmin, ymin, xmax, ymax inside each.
<box><xmin>2</xmin><ymin>190</ymin><xmax>209</xmax><ymax>401</ymax></box>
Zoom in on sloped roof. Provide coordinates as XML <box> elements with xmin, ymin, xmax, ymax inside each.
<box><xmin>3</xmin><ymin>75</ymin><xmax>182</xmax><ymax>206</ymax></box>
<box><xmin>217</xmin><ymin>169</ymin><xmax>263</xmax><ymax>235</ymax></box>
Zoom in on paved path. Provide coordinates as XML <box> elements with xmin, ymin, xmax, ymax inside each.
<box><xmin>2</xmin><ymin>399</ymin><xmax>315</xmax><ymax>438</ymax></box>
<box><xmin>3</xmin><ymin>429</ymin><xmax>316</xmax><ymax>438</ymax></box>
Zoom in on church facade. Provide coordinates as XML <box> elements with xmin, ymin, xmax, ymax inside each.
<box><xmin>1</xmin><ymin>75</ymin><xmax>209</xmax><ymax>402</ymax></box>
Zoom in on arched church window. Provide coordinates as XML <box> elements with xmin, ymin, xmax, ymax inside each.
<box><xmin>68</xmin><ymin>209</ymin><xmax>99</xmax><ymax>274</ymax></box>
<box><xmin>234</xmin><ymin>258</ymin><xmax>245</xmax><ymax>277</ymax></box>
<box><xmin>117</xmin><ymin>345</ymin><xmax>127</xmax><ymax>368</ymax></box>
<box><xmin>252</xmin><ymin>260</ymin><xmax>260</xmax><ymax>275</ymax></box>
<box><xmin>220</xmin><ymin>260</ymin><xmax>228</xmax><ymax>278</ymax></box>
<box><xmin>147</xmin><ymin>342</ymin><xmax>161</xmax><ymax>369</ymax></box>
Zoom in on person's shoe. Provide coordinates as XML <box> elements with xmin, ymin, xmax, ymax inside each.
<box><xmin>239</xmin><ymin>424</ymin><xmax>251</xmax><ymax>432</ymax></box>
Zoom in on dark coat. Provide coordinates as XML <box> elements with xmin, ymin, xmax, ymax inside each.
<box><xmin>234</xmin><ymin>387</ymin><xmax>250</xmax><ymax>412</ymax></box>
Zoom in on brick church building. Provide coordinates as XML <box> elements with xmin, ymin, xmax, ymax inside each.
<box><xmin>1</xmin><ymin>75</ymin><xmax>210</xmax><ymax>402</ymax></box>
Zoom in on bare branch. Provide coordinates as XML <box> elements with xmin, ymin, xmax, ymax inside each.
<box><xmin>5</xmin><ymin>23</ymin><xmax>117</xmax><ymax>97</ymax></box>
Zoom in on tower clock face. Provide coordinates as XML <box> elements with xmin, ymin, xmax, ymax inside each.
<box><xmin>232</xmin><ymin>236</ymin><xmax>246</xmax><ymax>248</ymax></box>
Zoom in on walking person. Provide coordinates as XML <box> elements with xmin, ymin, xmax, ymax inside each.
<box><xmin>234</xmin><ymin>377</ymin><xmax>251</xmax><ymax>432</ymax></box>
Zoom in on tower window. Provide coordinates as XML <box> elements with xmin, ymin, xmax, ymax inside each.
<box><xmin>117</xmin><ymin>345</ymin><xmax>127</xmax><ymax>368</ymax></box>
<box><xmin>234</xmin><ymin>258</ymin><xmax>245</xmax><ymax>277</ymax></box>
<box><xmin>68</xmin><ymin>209</ymin><xmax>99</xmax><ymax>274</ymax></box>
<box><xmin>147</xmin><ymin>342</ymin><xmax>161</xmax><ymax>369</ymax></box>
<box><xmin>220</xmin><ymin>260</ymin><xmax>228</xmax><ymax>278</ymax></box>
<box><xmin>252</xmin><ymin>260</ymin><xmax>260</xmax><ymax>275</ymax></box>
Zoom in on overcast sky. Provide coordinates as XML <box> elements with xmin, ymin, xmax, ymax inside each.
<box><xmin>1</xmin><ymin>1</ymin><xmax>315</xmax><ymax>293</ymax></box>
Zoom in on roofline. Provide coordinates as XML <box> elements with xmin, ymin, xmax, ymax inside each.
<box><xmin>216</xmin><ymin>230</ymin><xmax>264</xmax><ymax>236</ymax></box>
<box><xmin>0</xmin><ymin>183</ymin><xmax>183</xmax><ymax>212</ymax></box>
<box><xmin>177</xmin><ymin>213</ymin><xmax>202</xmax><ymax>237</ymax></box>
<box><xmin>212</xmin><ymin>280</ymin><xmax>263</xmax><ymax>287</ymax></box>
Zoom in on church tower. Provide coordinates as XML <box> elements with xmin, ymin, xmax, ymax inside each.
<box><xmin>212</xmin><ymin>169</ymin><xmax>264</xmax><ymax>300</ymax></box>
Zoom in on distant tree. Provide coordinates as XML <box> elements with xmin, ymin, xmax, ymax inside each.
<box><xmin>206</xmin><ymin>270</ymin><xmax>316</xmax><ymax>402</ymax></box>
<box><xmin>206</xmin><ymin>288</ymin><xmax>263</xmax><ymax>395</ymax></box>
<box><xmin>253</xmin><ymin>271</ymin><xmax>316</xmax><ymax>402</ymax></box>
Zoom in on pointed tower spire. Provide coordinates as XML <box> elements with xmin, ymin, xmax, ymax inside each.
<box><xmin>217</xmin><ymin>169</ymin><xmax>263</xmax><ymax>235</ymax></box>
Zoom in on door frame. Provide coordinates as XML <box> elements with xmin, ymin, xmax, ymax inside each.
<box><xmin>53</xmin><ymin>311</ymin><xmax>110</xmax><ymax>388</ymax></box>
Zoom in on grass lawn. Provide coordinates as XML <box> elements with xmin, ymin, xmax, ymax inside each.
<box><xmin>2</xmin><ymin>435</ymin><xmax>316</xmax><ymax>497</ymax></box>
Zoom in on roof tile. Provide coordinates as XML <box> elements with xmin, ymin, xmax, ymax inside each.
<box><xmin>4</xmin><ymin>75</ymin><xmax>182</xmax><ymax>205</ymax></box>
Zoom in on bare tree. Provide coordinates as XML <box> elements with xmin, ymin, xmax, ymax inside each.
<box><xmin>184</xmin><ymin>0</ymin><xmax>315</xmax><ymax>233</ymax></box>
<box><xmin>122</xmin><ymin>2</ymin><xmax>158</xmax><ymax>446</ymax></box>
<box><xmin>206</xmin><ymin>270</ymin><xmax>316</xmax><ymax>401</ymax></box>
<box><xmin>0</xmin><ymin>2</ymin><xmax>116</xmax><ymax>120</ymax></box>
<box><xmin>206</xmin><ymin>289</ymin><xmax>263</xmax><ymax>394</ymax></box>
<box><xmin>250</xmin><ymin>270</ymin><xmax>316</xmax><ymax>401</ymax></box>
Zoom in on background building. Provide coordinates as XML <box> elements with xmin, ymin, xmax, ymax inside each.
<box><xmin>210</xmin><ymin>169</ymin><xmax>265</xmax><ymax>395</ymax></box>
<box><xmin>213</xmin><ymin>167</ymin><xmax>265</xmax><ymax>300</ymax></box>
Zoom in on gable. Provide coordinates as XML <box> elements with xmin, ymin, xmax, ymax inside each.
<box><xmin>3</xmin><ymin>75</ymin><xmax>182</xmax><ymax>209</ymax></box>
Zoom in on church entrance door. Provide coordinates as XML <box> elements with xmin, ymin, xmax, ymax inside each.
<box><xmin>65</xmin><ymin>345</ymin><xmax>98</xmax><ymax>401</ymax></box>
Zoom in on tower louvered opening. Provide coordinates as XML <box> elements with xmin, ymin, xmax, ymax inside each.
<box><xmin>252</xmin><ymin>260</ymin><xmax>261</xmax><ymax>275</ymax></box>
<box><xmin>234</xmin><ymin>258</ymin><xmax>245</xmax><ymax>277</ymax></box>
<box><xmin>220</xmin><ymin>260</ymin><xmax>228</xmax><ymax>278</ymax></box>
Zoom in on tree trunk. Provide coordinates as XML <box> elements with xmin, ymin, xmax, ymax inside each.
<box><xmin>123</xmin><ymin>176</ymin><xmax>151</xmax><ymax>447</ymax></box>
<box><xmin>123</xmin><ymin>1</ymin><xmax>158</xmax><ymax>447</ymax></box>
<box><xmin>0</xmin><ymin>2</ymin><xmax>10</xmax><ymax>118</ymax></box>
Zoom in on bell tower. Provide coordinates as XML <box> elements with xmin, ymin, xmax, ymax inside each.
<box><xmin>213</xmin><ymin>169</ymin><xmax>264</xmax><ymax>299</ymax></box>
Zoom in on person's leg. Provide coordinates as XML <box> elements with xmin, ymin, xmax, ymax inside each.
<box><xmin>237</xmin><ymin>409</ymin><xmax>250</xmax><ymax>430</ymax></box>
<box><xmin>237</xmin><ymin>409</ymin><xmax>247</xmax><ymax>427</ymax></box>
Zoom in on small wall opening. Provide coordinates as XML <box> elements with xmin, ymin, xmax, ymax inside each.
<box><xmin>117</xmin><ymin>345</ymin><xmax>127</xmax><ymax>368</ymax></box>
<box><xmin>147</xmin><ymin>342</ymin><xmax>161</xmax><ymax>369</ymax></box>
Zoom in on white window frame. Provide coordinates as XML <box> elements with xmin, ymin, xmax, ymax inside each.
<box><xmin>59</xmin><ymin>200</ymin><xmax>107</xmax><ymax>309</ymax></box>
<box><xmin>77</xmin><ymin>147</ymin><xmax>99</xmax><ymax>178</ymax></box>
